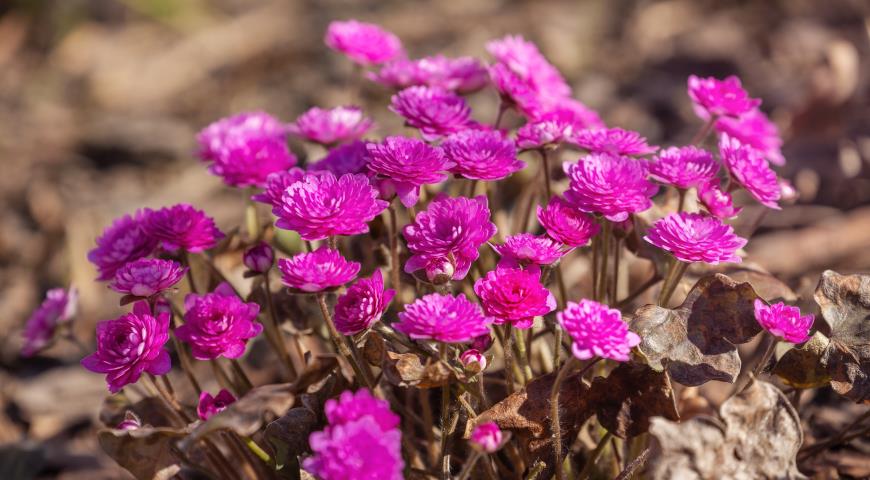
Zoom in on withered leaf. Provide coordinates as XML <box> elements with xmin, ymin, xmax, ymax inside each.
<box><xmin>265</xmin><ymin>407</ymin><xmax>319</xmax><ymax>457</ymax></box>
<box><xmin>648</xmin><ymin>380</ymin><xmax>804</xmax><ymax>480</ymax></box>
<box><xmin>363</xmin><ymin>332</ymin><xmax>386</xmax><ymax>366</ymax></box>
<box><xmin>630</xmin><ymin>274</ymin><xmax>763</xmax><ymax>386</ymax></box>
<box><xmin>722</xmin><ymin>266</ymin><xmax>798</xmax><ymax>302</ymax></box>
<box><xmin>99</xmin><ymin>426</ymin><xmax>189</xmax><ymax>480</ymax></box>
<box><xmin>814</xmin><ymin>270</ymin><xmax>870</xmax><ymax>403</ymax></box>
<box><xmin>772</xmin><ymin>332</ymin><xmax>831</xmax><ymax>389</ymax></box>
<box><xmin>99</xmin><ymin>395</ymin><xmax>179</xmax><ymax>429</ymax></box>
<box><xmin>589</xmin><ymin>363</ymin><xmax>679</xmax><ymax>438</ymax></box>
<box><xmin>382</xmin><ymin>351</ymin><xmax>451</xmax><ymax>388</ymax></box>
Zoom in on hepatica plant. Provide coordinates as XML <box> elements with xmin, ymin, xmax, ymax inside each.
<box><xmin>25</xmin><ymin>18</ymin><xmax>863</xmax><ymax>480</ymax></box>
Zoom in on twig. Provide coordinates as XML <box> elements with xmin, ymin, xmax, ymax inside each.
<box><xmin>578</xmin><ymin>431</ymin><xmax>614</xmax><ymax>480</ymax></box>
<box><xmin>615</xmin><ymin>447</ymin><xmax>651</xmax><ymax>480</ymax></box>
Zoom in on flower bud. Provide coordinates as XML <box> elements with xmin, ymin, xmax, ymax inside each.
<box><xmin>116</xmin><ymin>411</ymin><xmax>142</xmax><ymax>430</ymax></box>
<box><xmin>460</xmin><ymin>348</ymin><xmax>487</xmax><ymax>374</ymax></box>
<box><xmin>425</xmin><ymin>257</ymin><xmax>455</xmax><ymax>285</ymax></box>
<box><xmin>243</xmin><ymin>242</ymin><xmax>274</xmax><ymax>274</ymax></box>
<box><xmin>470</xmin><ymin>422</ymin><xmax>504</xmax><ymax>453</ymax></box>
<box><xmin>471</xmin><ymin>333</ymin><xmax>493</xmax><ymax>352</ymax></box>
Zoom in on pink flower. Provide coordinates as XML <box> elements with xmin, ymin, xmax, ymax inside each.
<box><xmin>109</xmin><ymin>258</ymin><xmax>187</xmax><ymax>298</ymax></box>
<box><xmin>243</xmin><ymin>242</ymin><xmax>274</xmax><ymax>274</ymax></box>
<box><xmin>21</xmin><ymin>287</ymin><xmax>78</xmax><ymax>357</ymax></box>
<box><xmin>698</xmin><ymin>179</ymin><xmax>742</xmax><ymax>218</ymax></box>
<box><xmin>368</xmin><ymin>55</ymin><xmax>489</xmax><ymax>93</ymax></box>
<box><xmin>688</xmin><ymin>75</ymin><xmax>760</xmax><ymax>120</ymax></box>
<box><xmin>389</xmin><ymin>86</ymin><xmax>472</xmax><ymax>140</ymax></box>
<box><xmin>537</xmin><ymin>196</ymin><xmax>600</xmax><ymax>247</ymax></box>
<box><xmin>470</xmin><ymin>422</ymin><xmax>504</xmax><ymax>453</ymax></box>
<box><xmin>474</xmin><ymin>267</ymin><xmax>556</xmax><ymax>329</ymax></box>
<box><xmin>334</xmin><ymin>270</ymin><xmax>395</xmax><ymax>335</ymax></box>
<box><xmin>288</xmin><ymin>106</ymin><xmax>374</xmax><ymax>146</ymax></box>
<box><xmin>116</xmin><ymin>412</ymin><xmax>142</xmax><ymax>430</ymax></box>
<box><xmin>720</xmin><ymin>135</ymin><xmax>781</xmax><ymax>209</ymax></box>
<box><xmin>197</xmin><ymin>111</ymin><xmax>287</xmax><ymax>162</ymax></box>
<box><xmin>394</xmin><ymin>293</ymin><xmax>491</xmax><ymax>343</ymax></box>
<box><xmin>564</xmin><ymin>154</ymin><xmax>658</xmax><ymax>222</ymax></box>
<box><xmin>144</xmin><ymin>204</ymin><xmax>225</xmax><ymax>253</ymax></box>
<box><xmin>309</xmin><ymin>141</ymin><xmax>371</xmax><ymax>176</ymax></box>
<box><xmin>715</xmin><ymin>109</ymin><xmax>784</xmax><ymax>165</ymax></box>
<box><xmin>324</xmin><ymin>20</ymin><xmax>403</xmax><ymax>66</ymax></box>
<box><xmin>443</xmin><ymin>129</ymin><xmax>523</xmax><ymax>181</ymax></box>
<box><xmin>88</xmin><ymin>210</ymin><xmax>158</xmax><ymax>281</ymax></box>
<box><xmin>197</xmin><ymin>389</ymin><xmax>236</xmax><ymax>421</ymax></box>
<box><xmin>517</xmin><ymin>118</ymin><xmax>577</xmax><ymax>150</ymax></box>
<box><xmin>366</xmin><ymin>136</ymin><xmax>452</xmax><ymax>207</ymax></box>
<box><xmin>305</xmin><ymin>389</ymin><xmax>403</xmax><ymax>480</ymax></box>
<box><xmin>572</xmin><ymin>128</ymin><xmax>658</xmax><ymax>156</ymax></box>
<box><xmin>460</xmin><ymin>348</ymin><xmax>488</xmax><ymax>372</ymax></box>
<box><xmin>278</xmin><ymin>247</ymin><xmax>360</xmax><ymax>293</ymax></box>
<box><xmin>558</xmin><ymin>299</ymin><xmax>640</xmax><ymax>361</ymax></box>
<box><xmin>81</xmin><ymin>301</ymin><xmax>171</xmax><ymax>393</ymax></box>
<box><xmin>403</xmin><ymin>195</ymin><xmax>497</xmax><ymax>281</ymax></box>
<box><xmin>492</xmin><ymin>233</ymin><xmax>566</xmax><ymax>269</ymax></box>
<box><xmin>273</xmin><ymin>171</ymin><xmax>388</xmax><ymax>241</ymax></box>
<box><xmin>251</xmin><ymin>168</ymin><xmax>307</xmax><ymax>208</ymax></box>
<box><xmin>649</xmin><ymin>146</ymin><xmax>718</xmax><ymax>189</ymax></box>
<box><xmin>487</xmin><ymin>35</ymin><xmax>571</xmax><ymax>116</ymax></box>
<box><xmin>176</xmin><ymin>282</ymin><xmax>262</xmax><ymax>360</ymax></box>
<box><xmin>533</xmin><ymin>99</ymin><xmax>605</xmax><ymax>129</ymax></box>
<box><xmin>644</xmin><ymin>212</ymin><xmax>747</xmax><ymax>264</ymax></box>
<box><xmin>779</xmin><ymin>179</ymin><xmax>799</xmax><ymax>203</ymax></box>
<box><xmin>754</xmin><ymin>299</ymin><xmax>813</xmax><ymax>344</ymax></box>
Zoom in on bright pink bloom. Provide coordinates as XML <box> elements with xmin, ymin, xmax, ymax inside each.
<box><xmin>288</xmin><ymin>106</ymin><xmax>374</xmax><ymax>146</ymax></box>
<box><xmin>366</xmin><ymin>136</ymin><xmax>452</xmax><ymax>207</ymax></box>
<box><xmin>698</xmin><ymin>179</ymin><xmax>742</xmax><ymax>218</ymax></box>
<box><xmin>197</xmin><ymin>389</ymin><xmax>236</xmax><ymax>421</ymax></box>
<box><xmin>753</xmin><ymin>299</ymin><xmax>813</xmax><ymax>344</ymax></box>
<box><xmin>368</xmin><ymin>55</ymin><xmax>488</xmax><ymax>93</ymax></box>
<box><xmin>144</xmin><ymin>204</ymin><xmax>224</xmax><ymax>253</ymax></box>
<box><xmin>572</xmin><ymin>128</ymin><xmax>658</xmax><ymax>156</ymax></box>
<box><xmin>472</xmin><ymin>333</ymin><xmax>493</xmax><ymax>352</ymax></box>
<box><xmin>517</xmin><ymin>118</ymin><xmax>577</xmax><ymax>150</ymax></box>
<box><xmin>305</xmin><ymin>389</ymin><xmax>403</xmax><ymax>480</ymax></box>
<box><xmin>273</xmin><ymin>171</ymin><xmax>388</xmax><ymax>241</ymax></box>
<box><xmin>109</xmin><ymin>258</ymin><xmax>187</xmax><ymax>298</ymax></box>
<box><xmin>487</xmin><ymin>35</ymin><xmax>571</xmax><ymax>117</ymax></box>
<box><xmin>278</xmin><ymin>247</ymin><xmax>360</xmax><ymax>293</ymax></box>
<box><xmin>402</xmin><ymin>195</ymin><xmax>496</xmax><ymax>281</ymax></box>
<box><xmin>389</xmin><ymin>86</ymin><xmax>472</xmax><ymax>140</ymax></box>
<box><xmin>533</xmin><ymin>99</ymin><xmax>605</xmax><ymax>129</ymax></box>
<box><xmin>649</xmin><ymin>146</ymin><xmax>718</xmax><ymax>189</ymax></box>
<box><xmin>21</xmin><ymin>287</ymin><xmax>78</xmax><ymax>357</ymax></box>
<box><xmin>537</xmin><ymin>196</ymin><xmax>600</xmax><ymax>247</ymax></box>
<box><xmin>394</xmin><ymin>293</ymin><xmax>491</xmax><ymax>343</ymax></box>
<box><xmin>243</xmin><ymin>242</ymin><xmax>274</xmax><ymax>274</ymax></box>
<box><xmin>688</xmin><ymin>75</ymin><xmax>761</xmax><ymax>120</ymax></box>
<box><xmin>720</xmin><ymin>135</ymin><xmax>781</xmax><ymax>209</ymax></box>
<box><xmin>470</xmin><ymin>422</ymin><xmax>504</xmax><ymax>453</ymax></box>
<box><xmin>251</xmin><ymin>168</ymin><xmax>306</xmax><ymax>208</ymax></box>
<box><xmin>324</xmin><ymin>20</ymin><xmax>403</xmax><ymax>66</ymax></box>
<box><xmin>474</xmin><ymin>267</ymin><xmax>556</xmax><ymax>329</ymax></box>
<box><xmin>715</xmin><ymin>109</ymin><xmax>784</xmax><ymax>165</ymax></box>
<box><xmin>492</xmin><ymin>233</ymin><xmax>566</xmax><ymax>269</ymax></box>
<box><xmin>88</xmin><ymin>210</ymin><xmax>158</xmax><ymax>281</ymax></box>
<box><xmin>309</xmin><ymin>141</ymin><xmax>371</xmax><ymax>176</ymax></box>
<box><xmin>197</xmin><ymin>111</ymin><xmax>287</xmax><ymax>162</ymax></box>
<box><xmin>563</xmin><ymin>154</ymin><xmax>658</xmax><ymax>222</ymax></box>
<box><xmin>443</xmin><ymin>129</ymin><xmax>523</xmax><ymax>181</ymax></box>
<box><xmin>644</xmin><ymin>212</ymin><xmax>747</xmax><ymax>264</ymax></box>
<box><xmin>334</xmin><ymin>270</ymin><xmax>395</xmax><ymax>335</ymax></box>
<box><xmin>175</xmin><ymin>283</ymin><xmax>262</xmax><ymax>360</ymax></box>
<box><xmin>558</xmin><ymin>299</ymin><xmax>640</xmax><ymax>362</ymax></box>
<box><xmin>81</xmin><ymin>301</ymin><xmax>171</xmax><ymax>393</ymax></box>
<box><xmin>460</xmin><ymin>348</ymin><xmax>488</xmax><ymax>372</ymax></box>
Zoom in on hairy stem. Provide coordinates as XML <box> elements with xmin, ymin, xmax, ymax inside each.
<box><xmin>316</xmin><ymin>293</ymin><xmax>375</xmax><ymax>389</ymax></box>
<box><xmin>550</xmin><ymin>356</ymin><xmax>579</xmax><ymax>480</ymax></box>
<box><xmin>578</xmin><ymin>431</ymin><xmax>614</xmax><ymax>480</ymax></box>
<box><xmin>513</xmin><ymin>326</ymin><xmax>533</xmax><ymax>383</ymax></box>
<box><xmin>657</xmin><ymin>259</ymin><xmax>688</xmax><ymax>307</ymax></box>
<box><xmin>456</xmin><ymin>451</ymin><xmax>483</xmax><ymax>480</ymax></box>
<box><xmin>263</xmin><ymin>273</ymin><xmax>300</xmax><ymax>380</ymax></box>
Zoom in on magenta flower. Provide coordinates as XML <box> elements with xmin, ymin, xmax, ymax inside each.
<box><xmin>243</xmin><ymin>242</ymin><xmax>274</xmax><ymax>274</ymax></box>
<box><xmin>470</xmin><ymin>422</ymin><xmax>504</xmax><ymax>453</ymax></box>
<box><xmin>334</xmin><ymin>270</ymin><xmax>396</xmax><ymax>335</ymax></box>
<box><xmin>81</xmin><ymin>301</ymin><xmax>171</xmax><ymax>393</ymax></box>
<box><xmin>309</xmin><ymin>141</ymin><xmax>371</xmax><ymax>176</ymax></box>
<box><xmin>754</xmin><ymin>299</ymin><xmax>813</xmax><ymax>344</ymax></box>
<box><xmin>251</xmin><ymin>168</ymin><xmax>306</xmax><ymax>208</ymax></box>
<box><xmin>21</xmin><ymin>287</ymin><xmax>78</xmax><ymax>357</ymax></box>
<box><xmin>687</xmin><ymin>75</ymin><xmax>760</xmax><ymax>120</ymax></box>
<box><xmin>144</xmin><ymin>204</ymin><xmax>224</xmax><ymax>253</ymax></box>
<box><xmin>389</xmin><ymin>86</ymin><xmax>472</xmax><ymax>140</ymax></box>
<box><xmin>537</xmin><ymin>196</ymin><xmax>600</xmax><ymax>247</ymax></box>
<box><xmin>403</xmin><ymin>195</ymin><xmax>497</xmax><ymax>281</ymax></box>
<box><xmin>88</xmin><ymin>210</ymin><xmax>158</xmax><ymax>281</ymax></box>
<box><xmin>516</xmin><ymin>118</ymin><xmax>577</xmax><ymax>150</ymax></box>
<box><xmin>197</xmin><ymin>389</ymin><xmax>236</xmax><ymax>421</ymax></box>
<box><xmin>563</xmin><ymin>154</ymin><xmax>658</xmax><ymax>222</ymax></box>
<box><xmin>649</xmin><ymin>146</ymin><xmax>718</xmax><ymax>189</ymax></box>
<box><xmin>698</xmin><ymin>179</ymin><xmax>742</xmax><ymax>219</ymax></box>
<box><xmin>176</xmin><ymin>282</ymin><xmax>262</xmax><ymax>360</ymax></box>
<box><xmin>533</xmin><ymin>99</ymin><xmax>605</xmax><ymax>130</ymax></box>
<box><xmin>368</xmin><ymin>55</ymin><xmax>488</xmax><ymax>93</ymax></box>
<box><xmin>305</xmin><ymin>389</ymin><xmax>403</xmax><ymax>480</ymax></box>
<box><xmin>443</xmin><ymin>129</ymin><xmax>523</xmax><ymax>181</ymax></box>
<box><xmin>492</xmin><ymin>233</ymin><xmax>566</xmax><ymax>269</ymax></box>
<box><xmin>109</xmin><ymin>258</ymin><xmax>186</xmax><ymax>298</ymax></box>
<box><xmin>715</xmin><ymin>109</ymin><xmax>784</xmax><ymax>165</ymax></box>
<box><xmin>366</xmin><ymin>136</ymin><xmax>452</xmax><ymax>207</ymax></box>
<box><xmin>558</xmin><ymin>299</ymin><xmax>640</xmax><ymax>362</ymax></box>
<box><xmin>474</xmin><ymin>267</ymin><xmax>556</xmax><ymax>329</ymax></box>
<box><xmin>278</xmin><ymin>247</ymin><xmax>360</xmax><ymax>293</ymax></box>
<box><xmin>720</xmin><ymin>135</ymin><xmax>781</xmax><ymax>209</ymax></box>
<box><xmin>487</xmin><ymin>35</ymin><xmax>571</xmax><ymax>116</ymax></box>
<box><xmin>394</xmin><ymin>293</ymin><xmax>491</xmax><ymax>343</ymax></box>
<box><xmin>324</xmin><ymin>20</ymin><xmax>403</xmax><ymax>66</ymax></box>
<box><xmin>197</xmin><ymin>111</ymin><xmax>287</xmax><ymax>162</ymax></box>
<box><xmin>288</xmin><ymin>106</ymin><xmax>374</xmax><ymax>146</ymax></box>
<box><xmin>116</xmin><ymin>412</ymin><xmax>142</xmax><ymax>430</ymax></box>
<box><xmin>644</xmin><ymin>212</ymin><xmax>747</xmax><ymax>264</ymax></box>
<box><xmin>460</xmin><ymin>348</ymin><xmax>488</xmax><ymax>372</ymax></box>
<box><xmin>273</xmin><ymin>171</ymin><xmax>388</xmax><ymax>241</ymax></box>
<box><xmin>572</xmin><ymin>128</ymin><xmax>658</xmax><ymax>156</ymax></box>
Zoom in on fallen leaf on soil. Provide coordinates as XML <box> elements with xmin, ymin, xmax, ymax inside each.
<box><xmin>589</xmin><ymin>362</ymin><xmax>679</xmax><ymax>438</ymax></box>
<box><xmin>772</xmin><ymin>332</ymin><xmax>831</xmax><ymax>389</ymax></box>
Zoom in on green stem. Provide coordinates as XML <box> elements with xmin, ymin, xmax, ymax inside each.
<box><xmin>500</xmin><ymin>325</ymin><xmax>516</xmax><ymax>394</ymax></box>
<box><xmin>578</xmin><ymin>432</ymin><xmax>615</xmax><ymax>480</ymax></box>
<box><xmin>513</xmin><ymin>327</ymin><xmax>533</xmax><ymax>383</ymax></box>
<box><xmin>263</xmin><ymin>273</ymin><xmax>299</xmax><ymax>380</ymax></box>
<box><xmin>657</xmin><ymin>259</ymin><xmax>689</xmax><ymax>307</ymax></box>
<box><xmin>597</xmin><ymin>221</ymin><xmax>612</xmax><ymax>303</ymax></box>
<box><xmin>539</xmin><ymin>149</ymin><xmax>553</xmax><ymax>199</ymax></box>
<box><xmin>243</xmin><ymin>436</ymin><xmax>273</xmax><ymax>465</ymax></box>
<box><xmin>388</xmin><ymin>205</ymin><xmax>402</xmax><ymax>295</ymax></box>
<box><xmin>245</xmin><ymin>188</ymin><xmax>260</xmax><ymax>240</ymax></box>
<box><xmin>591</xmin><ymin>234</ymin><xmax>600</xmax><ymax>301</ymax></box>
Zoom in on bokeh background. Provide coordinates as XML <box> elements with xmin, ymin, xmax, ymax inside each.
<box><xmin>1</xmin><ymin>0</ymin><xmax>869</xmax><ymax>478</ymax></box>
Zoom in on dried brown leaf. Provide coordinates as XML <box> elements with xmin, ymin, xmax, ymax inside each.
<box><xmin>722</xmin><ymin>266</ymin><xmax>798</xmax><ymax>302</ymax></box>
<box><xmin>265</xmin><ymin>407</ymin><xmax>319</xmax><ymax>457</ymax></box>
<box><xmin>382</xmin><ymin>351</ymin><xmax>451</xmax><ymax>388</ymax></box>
<box><xmin>772</xmin><ymin>332</ymin><xmax>831</xmax><ymax>389</ymax></box>
<box><xmin>589</xmin><ymin>363</ymin><xmax>679</xmax><ymax>438</ymax></box>
<box><xmin>98</xmin><ymin>426</ymin><xmax>189</xmax><ymax>480</ymax></box>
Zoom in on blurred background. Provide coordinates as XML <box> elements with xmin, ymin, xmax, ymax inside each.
<box><xmin>1</xmin><ymin>0</ymin><xmax>868</xmax><ymax>478</ymax></box>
